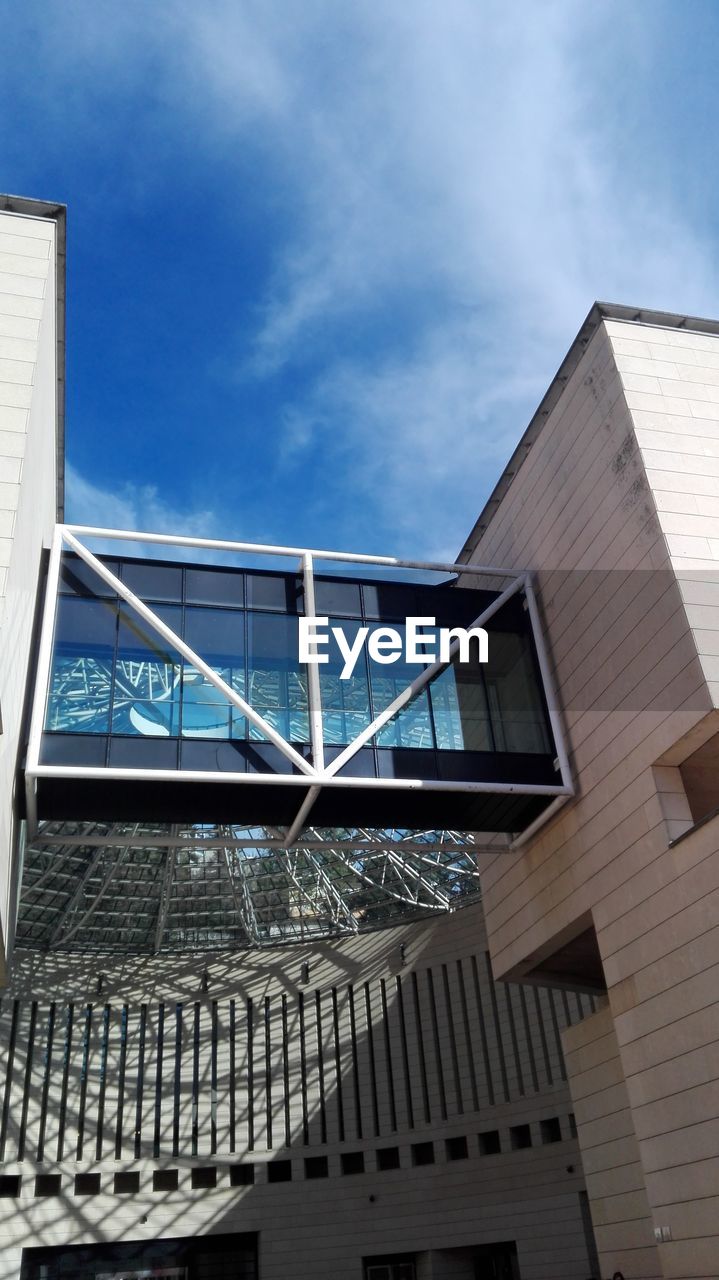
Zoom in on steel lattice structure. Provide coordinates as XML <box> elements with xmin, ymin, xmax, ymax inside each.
<box><xmin>17</xmin><ymin>822</ymin><xmax>500</xmax><ymax>953</ymax></box>
<box><xmin>18</xmin><ymin>526</ymin><xmax>573</xmax><ymax>954</ymax></box>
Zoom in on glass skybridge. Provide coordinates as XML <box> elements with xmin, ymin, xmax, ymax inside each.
<box><xmin>18</xmin><ymin>527</ymin><xmax>572</xmax><ymax>952</ymax></box>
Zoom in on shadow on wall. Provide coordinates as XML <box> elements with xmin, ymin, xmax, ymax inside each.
<box><xmin>0</xmin><ymin>901</ymin><xmax>600</xmax><ymax>1278</ymax></box>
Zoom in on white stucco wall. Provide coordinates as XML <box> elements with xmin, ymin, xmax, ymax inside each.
<box><xmin>0</xmin><ymin>207</ymin><xmax>60</xmax><ymax>978</ymax></box>
<box><xmin>606</xmin><ymin>317</ymin><xmax>719</xmax><ymax>710</ymax></box>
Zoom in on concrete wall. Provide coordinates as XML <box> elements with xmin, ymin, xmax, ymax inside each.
<box><xmin>0</xmin><ymin>903</ymin><xmax>599</xmax><ymax>1280</ymax></box>
<box><xmin>564</xmin><ymin>1001</ymin><xmax>660</xmax><ymax>1278</ymax></box>
<box><xmin>466</xmin><ymin>314</ymin><xmax>719</xmax><ymax>1278</ymax></box>
<box><xmin>0</xmin><ymin>207</ymin><xmax>61</xmax><ymax>979</ymax></box>
<box><xmin>610</xmin><ymin>318</ymin><xmax>719</xmax><ymax>706</ymax></box>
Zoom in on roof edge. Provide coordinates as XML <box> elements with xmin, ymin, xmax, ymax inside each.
<box><xmin>457</xmin><ymin>300</ymin><xmax>719</xmax><ymax>561</ymax></box>
<box><xmin>0</xmin><ymin>194</ymin><xmax>66</xmax><ymax>522</ymax></box>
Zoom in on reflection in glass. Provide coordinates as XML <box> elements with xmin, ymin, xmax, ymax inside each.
<box><xmin>320</xmin><ymin>619</ymin><xmax>371</xmax><ymax>745</ymax></box>
<box><xmin>121</xmin><ymin>561</ymin><xmax>182</xmax><ymax>602</ymax></box>
<box><xmin>112</xmin><ymin>604</ymin><xmax>182</xmax><ymax>736</ymax></box>
<box><xmin>247</xmin><ymin>612</ymin><xmax>308</xmax><ymax>743</ymax></box>
<box><xmin>484</xmin><ymin>631</ymin><xmax>551</xmax><ymax>753</ymax></box>
<box><xmin>433</xmin><ymin>664</ymin><xmax>494</xmax><ymax>751</ymax></box>
<box><xmin>46</xmin><ymin>655</ymin><xmax>114</xmax><ymax>733</ymax></box>
<box><xmin>429</xmin><ymin>668</ymin><xmax>463</xmax><ymax>750</ymax></box>
<box><xmin>371</xmin><ymin>624</ymin><xmax>434</xmax><ymax>749</ymax></box>
<box><xmin>182</xmin><ymin>607</ymin><xmax>244</xmax><ymax>739</ymax></box>
<box><xmin>44</xmin><ymin>560</ymin><xmax>553</xmax><ymax>759</ymax></box>
<box><xmin>45</xmin><ymin>598</ymin><xmax>118</xmax><ymax>734</ymax></box>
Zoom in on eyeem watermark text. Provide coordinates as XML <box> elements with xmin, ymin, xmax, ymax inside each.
<box><xmin>299</xmin><ymin>617</ymin><xmax>489</xmax><ymax>679</ymax></box>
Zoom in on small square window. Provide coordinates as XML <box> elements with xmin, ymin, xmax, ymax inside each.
<box><xmin>509</xmin><ymin>1124</ymin><xmax>531</xmax><ymax>1150</ymax></box>
<box><xmin>0</xmin><ymin>1176</ymin><xmax>21</xmax><ymax>1197</ymax></box>
<box><xmin>267</xmin><ymin>1160</ymin><xmax>292</xmax><ymax>1183</ymax></box>
<box><xmin>191</xmin><ymin>1167</ymin><xmax>217</xmax><ymax>1189</ymax></box>
<box><xmin>540</xmin><ymin>1117</ymin><xmax>562</xmax><ymax>1144</ymax></box>
<box><xmin>114</xmin><ymin>1172</ymin><xmax>140</xmax><ymax>1194</ymax></box>
<box><xmin>74</xmin><ymin>1173</ymin><xmax>101</xmax><ymax>1196</ymax></box>
<box><xmin>445</xmin><ymin>1136</ymin><xmax>468</xmax><ymax>1161</ymax></box>
<box><xmin>230</xmin><ymin>1164</ymin><xmax>255</xmax><ymax>1187</ymax></box>
<box><xmin>376</xmin><ymin>1146</ymin><xmax>400</xmax><ymax>1171</ymax></box>
<box><xmin>479</xmin><ymin>1129</ymin><xmax>501</xmax><ymax>1155</ymax></box>
<box><xmin>153</xmin><ymin>1170</ymin><xmax>178</xmax><ymax>1192</ymax></box>
<box><xmin>34</xmin><ymin>1174</ymin><xmax>61</xmax><ymax>1197</ymax></box>
<box><xmin>411</xmin><ymin>1142</ymin><xmax>434</xmax><ymax>1167</ymax></box>
<box><xmin>304</xmin><ymin>1156</ymin><xmax>329</xmax><ymax>1179</ymax></box>
<box><xmin>341</xmin><ymin>1151</ymin><xmax>365</xmax><ymax>1175</ymax></box>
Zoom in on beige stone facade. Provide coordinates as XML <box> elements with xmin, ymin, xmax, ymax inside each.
<box><xmin>0</xmin><ymin>198</ymin><xmax>64</xmax><ymax>981</ymax></box>
<box><xmin>462</xmin><ymin>304</ymin><xmax>719</xmax><ymax>1280</ymax></box>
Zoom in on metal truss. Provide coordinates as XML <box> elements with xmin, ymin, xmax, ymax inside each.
<box><xmin>18</xmin><ymin>525</ymin><xmax>574</xmax><ymax>953</ymax></box>
<box><xmin>25</xmin><ymin>525</ymin><xmax>573</xmax><ymax>838</ymax></box>
<box><xmin>17</xmin><ymin>820</ymin><xmax>493</xmax><ymax>954</ymax></box>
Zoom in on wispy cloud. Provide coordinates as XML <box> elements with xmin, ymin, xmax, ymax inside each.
<box><xmin>65</xmin><ymin>464</ymin><xmax>221</xmax><ymax>558</ymax></box>
<box><xmin>64</xmin><ymin>465</ymin><xmax>307</xmax><ymax>566</ymax></box>
<box><xmin>11</xmin><ymin>0</ymin><xmax>719</xmax><ymax>556</ymax></box>
<box><xmin>177</xmin><ymin>0</ymin><xmax>719</xmax><ymax>549</ymax></box>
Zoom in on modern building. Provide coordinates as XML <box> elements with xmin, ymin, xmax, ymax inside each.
<box><xmin>0</xmin><ymin>195</ymin><xmax>716</xmax><ymax>1280</ymax></box>
<box><xmin>458</xmin><ymin>301</ymin><xmax>719</xmax><ymax>1280</ymax></box>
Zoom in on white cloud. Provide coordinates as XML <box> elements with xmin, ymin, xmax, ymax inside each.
<box><xmin>17</xmin><ymin>1</ymin><xmax>719</xmax><ymax>555</ymax></box>
<box><xmin>65</xmin><ymin>464</ymin><xmax>221</xmax><ymax>558</ymax></box>
<box><xmin>64</xmin><ymin>465</ymin><xmax>306</xmax><ymax>565</ymax></box>
<box><xmin>171</xmin><ymin>0</ymin><xmax>719</xmax><ymax>549</ymax></box>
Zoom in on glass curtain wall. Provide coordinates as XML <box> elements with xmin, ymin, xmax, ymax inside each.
<box><xmin>45</xmin><ymin>557</ymin><xmax>551</xmax><ymax>758</ymax></box>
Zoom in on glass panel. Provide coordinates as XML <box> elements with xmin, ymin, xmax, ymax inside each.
<box><xmin>118</xmin><ymin>698</ymin><xmax>181</xmax><ymax>737</ymax></box>
<box><xmin>247</xmin><ymin>612</ymin><xmax>308</xmax><ymax>742</ymax></box>
<box><xmin>40</xmin><ymin>733</ymin><xmax>108</xmax><ymax>764</ymax></box>
<box><xmin>430</xmin><ymin>664</ymin><xmax>493</xmax><ymax>751</ymax></box>
<box><xmin>185</xmin><ymin>607</ymin><xmax>243</xmax><ymax>658</ymax></box>
<box><xmin>53</xmin><ymin>595</ymin><xmax>118</xmax><ymax>648</ymax></box>
<box><xmin>453</xmin><ymin>666</ymin><xmax>494</xmax><ymax>751</ymax></box>
<box><xmin>121</xmin><ymin>562</ymin><xmax>183</xmax><ymax>602</ymax></box>
<box><xmin>314</xmin><ymin>578</ymin><xmax>363</xmax><ymax>618</ymax></box>
<box><xmin>319</xmin><ymin>618</ymin><xmax>371</xmax><ymax>745</ymax></box>
<box><xmin>368</xmin><ymin>624</ymin><xmax>434</xmax><ymax>749</ymax></box>
<box><xmin>182</xmin><ymin>607</ymin><xmax>245</xmax><ymax>739</ymax></box>
<box><xmin>45</xmin><ymin>597</ymin><xmax>118</xmax><ymax>733</ymax></box>
<box><xmin>109</xmin><ymin>736</ymin><xmax>179</xmax><ymax>768</ymax></box>
<box><xmin>484</xmin><ymin>630</ymin><xmax>551</xmax><ymax>753</ymax></box>
<box><xmin>428</xmin><ymin>583</ymin><xmax>493</xmax><ymax>627</ymax></box>
<box><xmin>246</xmin><ymin>572</ymin><xmax>302</xmax><ymax>613</ymax></box>
<box><xmin>428</xmin><ymin>667</ymin><xmax>463</xmax><ymax>750</ymax></box>
<box><xmin>376</xmin><ymin>690</ymin><xmax>434</xmax><ymax>748</ymax></box>
<box><xmin>182</xmin><ymin>667</ymin><xmax>236</xmax><ymax>739</ymax></box>
<box><xmin>59</xmin><ymin>556</ymin><xmax>119</xmax><ymax>597</ymax></box>
<box><xmin>361</xmin><ymin>581</ymin><xmax>419</xmax><ymax>621</ymax></box>
<box><xmin>185</xmin><ymin>567</ymin><xmax>244</xmax><ymax>607</ymax></box>
<box><xmin>112</xmin><ymin>603</ymin><xmax>182</xmax><ymax>736</ymax></box>
<box><xmin>180</xmin><ymin>740</ymin><xmax>248</xmax><ymax>772</ymax></box>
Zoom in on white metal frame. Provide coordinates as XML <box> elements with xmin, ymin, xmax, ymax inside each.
<box><xmin>24</xmin><ymin>525</ymin><xmax>574</xmax><ymax>849</ymax></box>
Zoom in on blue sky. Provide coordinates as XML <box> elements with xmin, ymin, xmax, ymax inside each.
<box><xmin>2</xmin><ymin>0</ymin><xmax>719</xmax><ymax>561</ymax></box>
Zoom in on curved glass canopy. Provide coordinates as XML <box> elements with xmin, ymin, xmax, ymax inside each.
<box><xmin>17</xmin><ymin>822</ymin><xmax>490</xmax><ymax>954</ymax></box>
